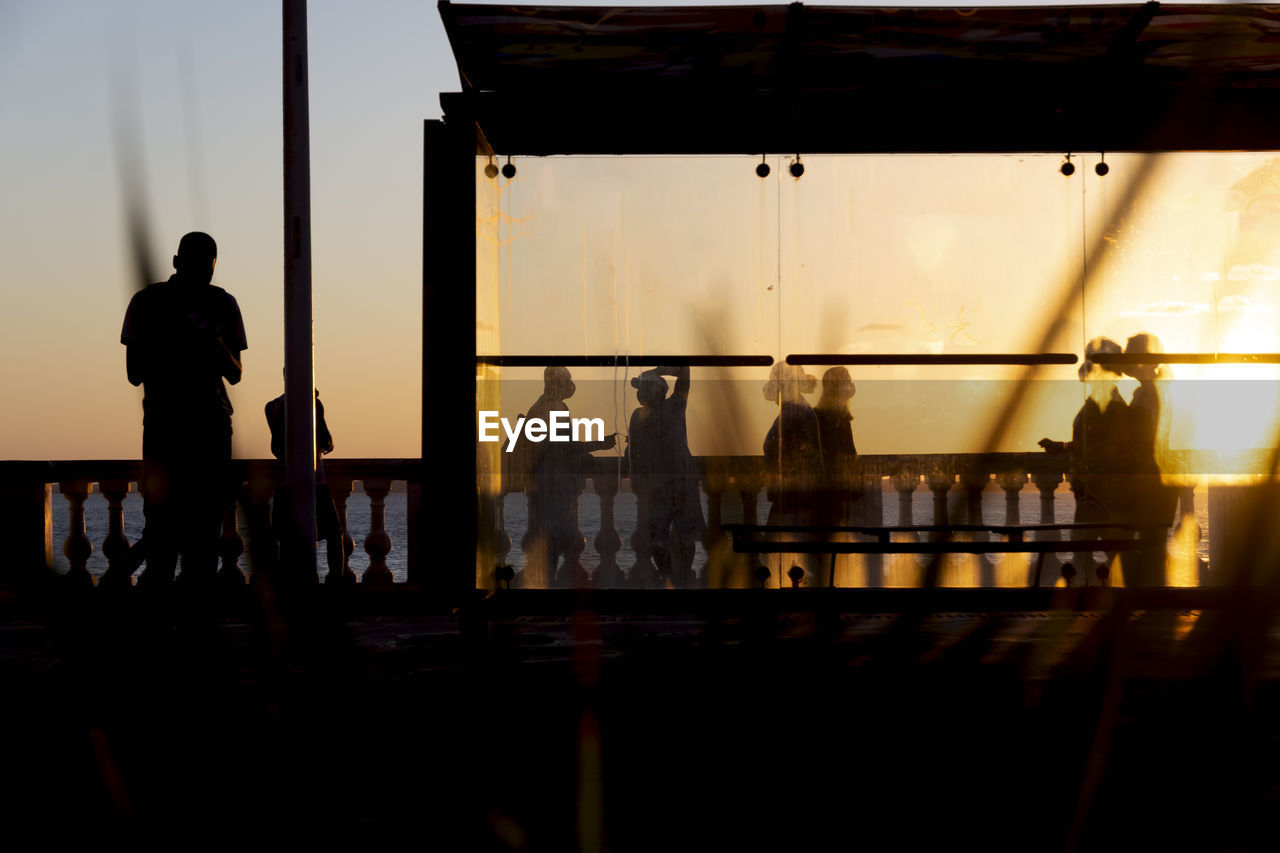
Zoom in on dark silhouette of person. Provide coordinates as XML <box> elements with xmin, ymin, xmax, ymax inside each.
<box><xmin>815</xmin><ymin>366</ymin><xmax>859</xmax><ymax>526</ymax></box>
<box><xmin>511</xmin><ymin>366</ymin><xmax>615</xmax><ymax>586</ymax></box>
<box><xmin>1120</xmin><ymin>331</ymin><xmax>1180</xmax><ymax>586</ymax></box>
<box><xmin>266</xmin><ymin>385</ymin><xmax>345</xmax><ymax>582</ymax></box>
<box><xmin>625</xmin><ymin>365</ymin><xmax>706</xmax><ymax>586</ymax></box>
<box><xmin>115</xmin><ymin>231</ymin><xmax>246</xmax><ymax>589</ymax></box>
<box><xmin>1038</xmin><ymin>337</ymin><xmax>1129</xmax><ymax>584</ymax></box>
<box><xmin>763</xmin><ymin>363</ymin><xmax>823</xmax><ymax>519</ymax></box>
<box><xmin>762</xmin><ymin>363</ymin><xmax>824</xmax><ymax>584</ymax></box>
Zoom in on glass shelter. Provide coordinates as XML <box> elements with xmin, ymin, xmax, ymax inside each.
<box><xmin>427</xmin><ymin>4</ymin><xmax>1280</xmax><ymax>592</ymax></box>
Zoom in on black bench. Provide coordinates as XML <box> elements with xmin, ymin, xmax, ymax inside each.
<box><xmin>723</xmin><ymin>522</ymin><xmax>1164</xmax><ymax>588</ymax></box>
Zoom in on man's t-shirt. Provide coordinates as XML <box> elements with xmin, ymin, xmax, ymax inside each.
<box><xmin>121</xmin><ymin>276</ymin><xmax>247</xmax><ymax>427</ymax></box>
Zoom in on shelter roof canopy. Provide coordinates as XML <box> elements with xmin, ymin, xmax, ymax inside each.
<box><xmin>439</xmin><ymin>3</ymin><xmax>1280</xmax><ymax>154</ymax></box>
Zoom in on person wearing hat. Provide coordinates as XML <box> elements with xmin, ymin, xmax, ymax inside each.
<box><xmin>1120</xmin><ymin>331</ymin><xmax>1180</xmax><ymax>586</ymax></box>
<box><xmin>115</xmin><ymin>231</ymin><xmax>246</xmax><ymax>589</ymax></box>
<box><xmin>514</xmin><ymin>366</ymin><xmax>615</xmax><ymax>586</ymax></box>
<box><xmin>1039</xmin><ymin>337</ymin><xmax>1129</xmax><ymax>584</ymax></box>
<box><xmin>625</xmin><ymin>365</ymin><xmax>705</xmax><ymax>586</ymax></box>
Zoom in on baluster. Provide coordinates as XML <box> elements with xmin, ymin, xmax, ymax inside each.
<box><xmin>858</xmin><ymin>473</ymin><xmax>884</xmax><ymax>588</ymax></box>
<box><xmin>328</xmin><ymin>477</ymin><xmax>356</xmax><ymax>584</ymax></box>
<box><xmin>593</xmin><ymin>473</ymin><xmax>623</xmax><ymax>588</ymax></box>
<box><xmin>99</xmin><ymin>479</ymin><xmax>133</xmax><ymax>587</ymax></box>
<box><xmin>1033</xmin><ymin>473</ymin><xmax>1064</xmax><ymax>586</ymax></box>
<box><xmin>927</xmin><ymin>474</ymin><xmax>952</xmax><ymax>539</ymax></box>
<box><xmin>862</xmin><ymin>472</ymin><xmax>884</xmax><ymax>526</ymax></box>
<box><xmin>493</xmin><ymin>484</ymin><xmax>512</xmax><ymax>585</ymax></box>
<box><xmin>361</xmin><ymin>478</ymin><xmax>394</xmax><ymax>586</ymax></box>
<box><xmin>1000</xmin><ymin>472</ymin><xmax>1028</xmax><ymax>589</ymax></box>
<box><xmin>406</xmin><ymin>480</ymin><xmax>424</xmax><ymax>590</ymax></box>
<box><xmin>1001</xmin><ymin>473</ymin><xmax>1027</xmax><ymax>527</ymax></box>
<box><xmin>892</xmin><ymin>473</ymin><xmax>917</xmax><ymax>531</ymax></box>
<box><xmin>60</xmin><ymin>480</ymin><xmax>94</xmax><ymax>587</ymax></box>
<box><xmin>556</xmin><ymin>483</ymin><xmax>590</xmax><ymax>588</ymax></box>
<box><xmin>961</xmin><ymin>472</ymin><xmax>989</xmax><ymax>536</ymax></box>
<box><xmin>886</xmin><ymin>472</ymin><xmax>918</xmax><ymax>586</ymax></box>
<box><xmin>218</xmin><ymin>499</ymin><xmax>246</xmax><ymax>585</ymax></box>
<box><xmin>960</xmin><ymin>472</ymin><xmax>992</xmax><ymax>587</ymax></box>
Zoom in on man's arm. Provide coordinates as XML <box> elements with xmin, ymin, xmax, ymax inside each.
<box><xmin>215</xmin><ymin>337</ymin><xmax>243</xmax><ymax>384</ymax></box>
<box><xmin>121</xmin><ymin>292</ymin><xmax>145</xmax><ymax>386</ymax></box>
<box><xmin>665</xmin><ymin>364</ymin><xmax>690</xmax><ymax>402</ymax></box>
<box><xmin>218</xmin><ymin>292</ymin><xmax>248</xmax><ymax>385</ymax></box>
<box><xmin>125</xmin><ymin>344</ymin><xmax>146</xmax><ymax>387</ymax></box>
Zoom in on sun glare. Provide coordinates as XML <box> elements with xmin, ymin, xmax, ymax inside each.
<box><xmin>1185</xmin><ymin>311</ymin><xmax>1280</xmax><ymax>455</ymax></box>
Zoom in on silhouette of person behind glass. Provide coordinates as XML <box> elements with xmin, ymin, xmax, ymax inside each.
<box><xmin>514</xmin><ymin>366</ymin><xmax>615</xmax><ymax>586</ymax></box>
<box><xmin>762</xmin><ymin>363</ymin><xmax>824</xmax><ymax>585</ymax></box>
<box><xmin>1120</xmin><ymin>332</ymin><xmax>1180</xmax><ymax>586</ymax></box>
<box><xmin>626</xmin><ymin>365</ymin><xmax>705</xmax><ymax>586</ymax></box>
<box><xmin>1038</xmin><ymin>337</ymin><xmax>1129</xmax><ymax>584</ymax></box>
<box><xmin>266</xmin><ymin>384</ymin><xmax>346</xmax><ymax>582</ymax></box>
<box><xmin>815</xmin><ymin>366</ymin><xmax>859</xmax><ymax>526</ymax></box>
<box><xmin>115</xmin><ymin>232</ymin><xmax>246</xmax><ymax>589</ymax></box>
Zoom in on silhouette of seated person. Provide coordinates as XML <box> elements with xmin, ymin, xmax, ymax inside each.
<box><xmin>1120</xmin><ymin>332</ymin><xmax>1181</xmax><ymax>586</ymax></box>
<box><xmin>266</xmin><ymin>384</ymin><xmax>345</xmax><ymax>582</ymax></box>
<box><xmin>625</xmin><ymin>365</ymin><xmax>705</xmax><ymax>587</ymax></box>
<box><xmin>814</xmin><ymin>366</ymin><xmax>859</xmax><ymax>526</ymax></box>
<box><xmin>512</xmin><ymin>366</ymin><xmax>616</xmax><ymax>586</ymax></box>
<box><xmin>1038</xmin><ymin>337</ymin><xmax>1129</xmax><ymax>584</ymax></box>
<box><xmin>117</xmin><ymin>231</ymin><xmax>246</xmax><ymax>588</ymax></box>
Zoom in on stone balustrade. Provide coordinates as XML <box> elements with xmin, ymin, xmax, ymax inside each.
<box><xmin>493</xmin><ymin>451</ymin><xmax>1212</xmax><ymax>589</ymax></box>
<box><xmin>0</xmin><ymin>459</ymin><xmax>422</xmax><ymax>590</ymax></box>
<box><xmin>3</xmin><ymin>450</ymin><xmax>1269</xmax><ymax>592</ymax></box>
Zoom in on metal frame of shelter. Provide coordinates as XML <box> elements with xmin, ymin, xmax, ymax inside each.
<box><xmin>422</xmin><ymin>2</ymin><xmax>1280</xmax><ymax>596</ymax></box>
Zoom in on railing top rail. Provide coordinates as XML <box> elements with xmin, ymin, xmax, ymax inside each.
<box><xmin>0</xmin><ymin>458</ymin><xmax>424</xmax><ymax>485</ymax></box>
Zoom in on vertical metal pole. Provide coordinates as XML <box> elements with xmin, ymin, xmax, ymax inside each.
<box><xmin>421</xmin><ymin>118</ymin><xmax>476</xmax><ymax>596</ymax></box>
<box><xmin>284</xmin><ymin>0</ymin><xmax>317</xmax><ymax>574</ymax></box>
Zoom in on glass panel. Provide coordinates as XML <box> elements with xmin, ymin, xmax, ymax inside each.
<box><xmin>475</xmin><ymin>151</ymin><xmax>1280</xmax><ymax>590</ymax></box>
<box><xmin>478</xmin><ymin>156</ymin><xmax>781</xmax><ymax>588</ymax></box>
<box><xmin>1076</xmin><ymin>152</ymin><xmax>1280</xmax><ymax>587</ymax></box>
<box><xmin>780</xmin><ymin>154</ymin><xmax>1084</xmax><ymax>456</ymax></box>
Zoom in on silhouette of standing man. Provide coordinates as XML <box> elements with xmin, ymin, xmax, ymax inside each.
<box><xmin>626</xmin><ymin>365</ymin><xmax>705</xmax><ymax>586</ymax></box>
<box><xmin>115</xmin><ymin>232</ymin><xmax>247</xmax><ymax>588</ymax></box>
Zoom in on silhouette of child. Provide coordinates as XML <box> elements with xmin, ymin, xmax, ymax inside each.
<box><xmin>626</xmin><ymin>365</ymin><xmax>705</xmax><ymax>586</ymax></box>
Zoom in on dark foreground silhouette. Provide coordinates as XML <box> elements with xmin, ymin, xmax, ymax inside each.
<box><xmin>115</xmin><ymin>232</ymin><xmax>246</xmax><ymax>590</ymax></box>
<box><xmin>3</xmin><ymin>583</ymin><xmax>1279</xmax><ymax>850</ymax></box>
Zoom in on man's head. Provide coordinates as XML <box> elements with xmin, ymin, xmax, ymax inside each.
<box><xmin>631</xmin><ymin>372</ymin><xmax>669</xmax><ymax>407</ymax></box>
<box><xmin>762</xmin><ymin>362</ymin><xmax>817</xmax><ymax>404</ymax></box>
<box><xmin>1079</xmin><ymin>336</ymin><xmax>1123</xmax><ymax>382</ymax></box>
<box><xmin>174</xmin><ymin>231</ymin><xmax>217</xmax><ymax>286</ymax></box>
<box><xmin>1123</xmin><ymin>332</ymin><xmax>1163</xmax><ymax>382</ymax></box>
<box><xmin>543</xmin><ymin>365</ymin><xmax>576</xmax><ymax>401</ymax></box>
